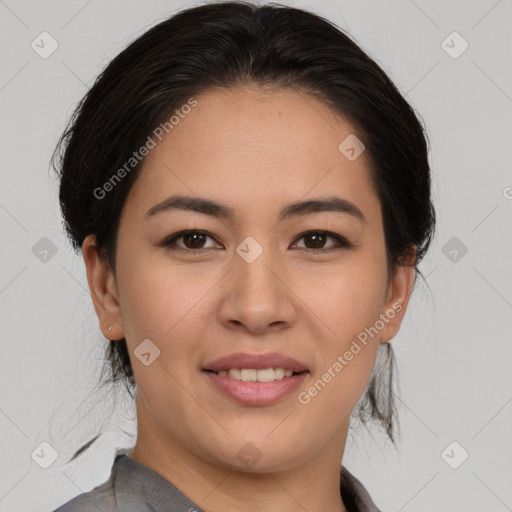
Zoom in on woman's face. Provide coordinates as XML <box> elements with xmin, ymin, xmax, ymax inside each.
<box><xmin>84</xmin><ymin>86</ymin><xmax>414</xmax><ymax>473</ymax></box>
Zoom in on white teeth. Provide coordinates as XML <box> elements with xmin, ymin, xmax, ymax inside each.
<box><xmin>274</xmin><ymin>367</ymin><xmax>285</xmax><ymax>379</ymax></box>
<box><xmin>241</xmin><ymin>369</ymin><xmax>257</xmax><ymax>382</ymax></box>
<box><xmin>217</xmin><ymin>367</ymin><xmax>296</xmax><ymax>382</ymax></box>
<box><xmin>256</xmin><ymin>368</ymin><xmax>275</xmax><ymax>382</ymax></box>
<box><xmin>228</xmin><ymin>368</ymin><xmax>241</xmax><ymax>380</ymax></box>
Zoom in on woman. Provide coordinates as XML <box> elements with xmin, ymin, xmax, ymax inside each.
<box><xmin>51</xmin><ymin>1</ymin><xmax>436</xmax><ymax>510</ymax></box>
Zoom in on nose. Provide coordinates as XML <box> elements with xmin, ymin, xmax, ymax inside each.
<box><xmin>217</xmin><ymin>244</ymin><xmax>297</xmax><ymax>335</ymax></box>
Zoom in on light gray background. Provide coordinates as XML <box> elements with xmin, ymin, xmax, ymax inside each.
<box><xmin>1</xmin><ymin>0</ymin><xmax>511</xmax><ymax>510</ymax></box>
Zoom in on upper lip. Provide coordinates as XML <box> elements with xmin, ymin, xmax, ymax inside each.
<box><xmin>203</xmin><ymin>352</ymin><xmax>309</xmax><ymax>372</ymax></box>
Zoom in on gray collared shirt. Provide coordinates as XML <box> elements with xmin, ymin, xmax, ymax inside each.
<box><xmin>53</xmin><ymin>450</ymin><xmax>381</xmax><ymax>512</ymax></box>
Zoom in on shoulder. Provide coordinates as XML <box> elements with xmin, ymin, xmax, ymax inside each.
<box><xmin>340</xmin><ymin>466</ymin><xmax>382</xmax><ymax>512</ymax></box>
<box><xmin>51</xmin><ymin>477</ymin><xmax>117</xmax><ymax>512</ymax></box>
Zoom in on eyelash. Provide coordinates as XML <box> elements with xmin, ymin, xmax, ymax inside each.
<box><xmin>161</xmin><ymin>229</ymin><xmax>352</xmax><ymax>254</ymax></box>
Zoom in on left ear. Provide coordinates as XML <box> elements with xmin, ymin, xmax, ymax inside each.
<box><xmin>379</xmin><ymin>245</ymin><xmax>417</xmax><ymax>344</ymax></box>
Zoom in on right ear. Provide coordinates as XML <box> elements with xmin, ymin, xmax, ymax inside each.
<box><xmin>82</xmin><ymin>234</ymin><xmax>125</xmax><ymax>341</ymax></box>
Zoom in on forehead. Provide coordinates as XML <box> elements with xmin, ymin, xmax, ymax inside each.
<box><xmin>123</xmin><ymin>86</ymin><xmax>380</xmax><ymax>224</ymax></box>
<box><xmin>147</xmin><ymin>86</ymin><xmax>363</xmax><ymax>168</ymax></box>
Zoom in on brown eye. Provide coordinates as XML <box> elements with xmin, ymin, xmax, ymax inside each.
<box><xmin>294</xmin><ymin>230</ymin><xmax>351</xmax><ymax>251</ymax></box>
<box><xmin>302</xmin><ymin>232</ymin><xmax>327</xmax><ymax>249</ymax></box>
<box><xmin>162</xmin><ymin>230</ymin><xmax>221</xmax><ymax>252</ymax></box>
<box><xmin>162</xmin><ymin>229</ymin><xmax>351</xmax><ymax>254</ymax></box>
<box><xmin>182</xmin><ymin>232</ymin><xmax>207</xmax><ymax>249</ymax></box>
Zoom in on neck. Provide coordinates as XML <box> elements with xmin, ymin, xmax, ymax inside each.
<box><xmin>129</xmin><ymin>400</ymin><xmax>350</xmax><ymax>512</ymax></box>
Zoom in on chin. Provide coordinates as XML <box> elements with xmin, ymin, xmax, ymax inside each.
<box><xmin>198</xmin><ymin>433</ymin><xmax>311</xmax><ymax>474</ymax></box>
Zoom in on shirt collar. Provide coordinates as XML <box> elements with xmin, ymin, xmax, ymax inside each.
<box><xmin>112</xmin><ymin>449</ymin><xmax>381</xmax><ymax>512</ymax></box>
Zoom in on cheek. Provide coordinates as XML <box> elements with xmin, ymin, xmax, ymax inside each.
<box><xmin>298</xmin><ymin>258</ymin><xmax>386</xmax><ymax>409</ymax></box>
<box><xmin>303</xmin><ymin>259</ymin><xmax>387</xmax><ymax>344</ymax></box>
<box><xmin>299</xmin><ymin>276</ymin><xmax>382</xmax><ymax>420</ymax></box>
<box><xmin>117</xmin><ymin>249</ymin><xmax>213</xmax><ymax>341</ymax></box>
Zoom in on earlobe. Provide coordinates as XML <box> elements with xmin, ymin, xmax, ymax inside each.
<box><xmin>82</xmin><ymin>234</ymin><xmax>125</xmax><ymax>340</ymax></box>
<box><xmin>379</xmin><ymin>246</ymin><xmax>417</xmax><ymax>344</ymax></box>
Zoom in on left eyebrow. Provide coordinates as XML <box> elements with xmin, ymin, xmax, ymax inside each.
<box><xmin>145</xmin><ymin>194</ymin><xmax>366</xmax><ymax>224</ymax></box>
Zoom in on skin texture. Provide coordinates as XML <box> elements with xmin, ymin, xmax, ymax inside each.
<box><xmin>82</xmin><ymin>86</ymin><xmax>416</xmax><ymax>512</ymax></box>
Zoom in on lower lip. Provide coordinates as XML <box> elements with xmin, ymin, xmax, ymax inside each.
<box><xmin>203</xmin><ymin>371</ymin><xmax>308</xmax><ymax>405</ymax></box>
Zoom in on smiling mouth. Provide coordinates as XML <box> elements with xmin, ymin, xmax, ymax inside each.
<box><xmin>204</xmin><ymin>368</ymin><xmax>307</xmax><ymax>382</ymax></box>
